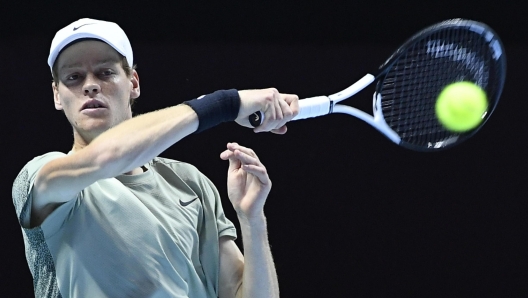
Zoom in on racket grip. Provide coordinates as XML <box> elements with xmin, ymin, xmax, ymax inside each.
<box><xmin>248</xmin><ymin>96</ymin><xmax>331</xmax><ymax>127</ymax></box>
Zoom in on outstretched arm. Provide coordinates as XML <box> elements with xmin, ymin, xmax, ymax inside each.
<box><xmin>218</xmin><ymin>143</ymin><xmax>279</xmax><ymax>298</ymax></box>
<box><xmin>31</xmin><ymin>88</ymin><xmax>298</xmax><ymax>226</ymax></box>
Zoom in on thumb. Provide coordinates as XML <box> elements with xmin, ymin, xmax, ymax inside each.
<box><xmin>227</xmin><ymin>155</ymin><xmax>241</xmax><ymax>173</ymax></box>
<box><xmin>220</xmin><ymin>149</ymin><xmax>242</xmax><ymax>172</ymax></box>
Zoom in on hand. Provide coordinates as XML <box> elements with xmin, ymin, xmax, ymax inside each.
<box><xmin>236</xmin><ymin>88</ymin><xmax>299</xmax><ymax>134</ymax></box>
<box><xmin>220</xmin><ymin>142</ymin><xmax>271</xmax><ymax>220</ymax></box>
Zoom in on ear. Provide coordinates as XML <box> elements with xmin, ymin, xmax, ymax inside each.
<box><xmin>52</xmin><ymin>82</ymin><xmax>63</xmax><ymax>110</ymax></box>
<box><xmin>129</xmin><ymin>70</ymin><xmax>140</xmax><ymax>100</ymax></box>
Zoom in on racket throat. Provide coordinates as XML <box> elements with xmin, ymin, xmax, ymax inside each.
<box><xmin>328</xmin><ymin>74</ymin><xmax>375</xmax><ymax>102</ymax></box>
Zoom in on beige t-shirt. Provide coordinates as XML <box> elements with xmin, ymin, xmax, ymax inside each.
<box><xmin>12</xmin><ymin>152</ymin><xmax>237</xmax><ymax>297</ymax></box>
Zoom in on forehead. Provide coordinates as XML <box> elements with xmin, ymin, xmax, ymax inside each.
<box><xmin>55</xmin><ymin>40</ymin><xmax>122</xmax><ymax>71</ymax></box>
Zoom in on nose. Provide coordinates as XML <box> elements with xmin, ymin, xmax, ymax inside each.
<box><xmin>83</xmin><ymin>75</ymin><xmax>101</xmax><ymax>97</ymax></box>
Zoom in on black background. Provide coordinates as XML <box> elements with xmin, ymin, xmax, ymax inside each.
<box><xmin>1</xmin><ymin>1</ymin><xmax>527</xmax><ymax>297</ymax></box>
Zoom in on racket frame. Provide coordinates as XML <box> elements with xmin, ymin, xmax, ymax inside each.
<box><xmin>249</xmin><ymin>19</ymin><xmax>506</xmax><ymax>151</ymax></box>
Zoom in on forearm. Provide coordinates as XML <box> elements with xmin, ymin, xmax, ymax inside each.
<box><xmin>89</xmin><ymin>104</ymin><xmax>198</xmax><ymax>177</ymax></box>
<box><xmin>237</xmin><ymin>214</ymin><xmax>279</xmax><ymax>298</ymax></box>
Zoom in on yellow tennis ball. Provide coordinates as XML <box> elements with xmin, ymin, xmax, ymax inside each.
<box><xmin>435</xmin><ymin>81</ymin><xmax>488</xmax><ymax>132</ymax></box>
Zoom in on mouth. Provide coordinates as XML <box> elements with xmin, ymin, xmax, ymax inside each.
<box><xmin>81</xmin><ymin>99</ymin><xmax>108</xmax><ymax>111</ymax></box>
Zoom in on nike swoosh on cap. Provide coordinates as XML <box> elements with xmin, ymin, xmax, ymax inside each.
<box><xmin>73</xmin><ymin>23</ymin><xmax>95</xmax><ymax>31</ymax></box>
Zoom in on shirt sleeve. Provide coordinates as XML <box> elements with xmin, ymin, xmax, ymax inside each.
<box><xmin>200</xmin><ymin>174</ymin><xmax>237</xmax><ymax>240</ymax></box>
<box><xmin>12</xmin><ymin>152</ymin><xmax>66</xmax><ymax>228</ymax></box>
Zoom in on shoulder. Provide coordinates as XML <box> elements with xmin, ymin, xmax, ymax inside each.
<box><xmin>22</xmin><ymin>152</ymin><xmax>66</xmax><ymax>171</ymax></box>
<box><xmin>12</xmin><ymin>152</ymin><xmax>67</xmax><ymax>225</ymax></box>
<box><xmin>14</xmin><ymin>152</ymin><xmax>66</xmax><ymax>183</ymax></box>
<box><xmin>28</xmin><ymin>151</ymin><xmax>66</xmax><ymax>163</ymax></box>
<box><xmin>13</xmin><ymin>151</ymin><xmax>67</xmax><ymax>188</ymax></box>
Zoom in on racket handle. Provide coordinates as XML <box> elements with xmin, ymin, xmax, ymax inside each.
<box><xmin>248</xmin><ymin>96</ymin><xmax>331</xmax><ymax>127</ymax></box>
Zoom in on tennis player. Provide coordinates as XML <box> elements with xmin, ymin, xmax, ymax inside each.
<box><xmin>12</xmin><ymin>18</ymin><xmax>298</xmax><ymax>297</ymax></box>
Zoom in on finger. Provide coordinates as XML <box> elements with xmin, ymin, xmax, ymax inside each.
<box><xmin>282</xmin><ymin>93</ymin><xmax>300</xmax><ymax>118</ymax></box>
<box><xmin>267</xmin><ymin>91</ymin><xmax>285</xmax><ymax>131</ymax></box>
<box><xmin>227</xmin><ymin>143</ymin><xmax>258</xmax><ymax>159</ymax></box>
<box><xmin>225</xmin><ymin>142</ymin><xmax>240</xmax><ymax>152</ymax></box>
<box><xmin>275</xmin><ymin>98</ymin><xmax>291</xmax><ymax>129</ymax></box>
<box><xmin>221</xmin><ymin>142</ymin><xmax>241</xmax><ymax>158</ymax></box>
<box><xmin>255</xmin><ymin>89</ymin><xmax>279</xmax><ymax>133</ymax></box>
<box><xmin>268</xmin><ymin>94</ymin><xmax>296</xmax><ymax>135</ymax></box>
<box><xmin>220</xmin><ymin>149</ymin><xmax>242</xmax><ymax>172</ymax></box>
<box><xmin>275</xmin><ymin>95</ymin><xmax>284</xmax><ymax>120</ymax></box>
<box><xmin>242</xmin><ymin>164</ymin><xmax>271</xmax><ymax>185</ymax></box>
<box><xmin>227</xmin><ymin>155</ymin><xmax>242</xmax><ymax>173</ymax></box>
<box><xmin>270</xmin><ymin>125</ymin><xmax>288</xmax><ymax>135</ymax></box>
<box><xmin>220</xmin><ymin>143</ymin><xmax>244</xmax><ymax>172</ymax></box>
<box><xmin>233</xmin><ymin>149</ymin><xmax>260</xmax><ymax>165</ymax></box>
<box><xmin>220</xmin><ymin>150</ymin><xmax>242</xmax><ymax>172</ymax></box>
<box><xmin>256</xmin><ymin>110</ymin><xmax>275</xmax><ymax>133</ymax></box>
<box><xmin>219</xmin><ymin>149</ymin><xmax>235</xmax><ymax>160</ymax></box>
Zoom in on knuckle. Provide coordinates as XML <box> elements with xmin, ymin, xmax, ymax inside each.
<box><xmin>292</xmin><ymin>109</ymin><xmax>299</xmax><ymax>117</ymax></box>
<box><xmin>265</xmin><ymin>88</ymin><xmax>278</xmax><ymax>100</ymax></box>
<box><xmin>259</xmin><ymin>165</ymin><xmax>267</xmax><ymax>174</ymax></box>
<box><xmin>265</xmin><ymin>95</ymin><xmax>274</xmax><ymax>103</ymax></box>
<box><xmin>283</xmin><ymin>109</ymin><xmax>293</xmax><ymax>118</ymax></box>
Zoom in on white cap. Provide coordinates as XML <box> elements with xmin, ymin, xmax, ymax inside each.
<box><xmin>48</xmin><ymin>18</ymin><xmax>133</xmax><ymax>72</ymax></box>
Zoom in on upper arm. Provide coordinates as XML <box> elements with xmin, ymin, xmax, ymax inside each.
<box><xmin>218</xmin><ymin>236</ymin><xmax>244</xmax><ymax>298</ymax></box>
<box><xmin>31</xmin><ymin>149</ymin><xmax>108</xmax><ymax>226</ymax></box>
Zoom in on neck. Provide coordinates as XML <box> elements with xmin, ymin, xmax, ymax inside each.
<box><xmin>71</xmin><ymin>127</ymin><xmax>100</xmax><ymax>152</ymax></box>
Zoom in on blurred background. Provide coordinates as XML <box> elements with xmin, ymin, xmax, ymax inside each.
<box><xmin>1</xmin><ymin>1</ymin><xmax>526</xmax><ymax>296</ymax></box>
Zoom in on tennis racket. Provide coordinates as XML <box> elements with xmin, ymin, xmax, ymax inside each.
<box><xmin>249</xmin><ymin>19</ymin><xmax>506</xmax><ymax>151</ymax></box>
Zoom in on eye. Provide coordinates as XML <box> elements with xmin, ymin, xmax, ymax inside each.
<box><xmin>101</xmin><ymin>69</ymin><xmax>115</xmax><ymax>76</ymax></box>
<box><xmin>67</xmin><ymin>74</ymin><xmax>79</xmax><ymax>80</ymax></box>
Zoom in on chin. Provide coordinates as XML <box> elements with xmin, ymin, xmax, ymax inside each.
<box><xmin>76</xmin><ymin>120</ymin><xmax>112</xmax><ymax>137</ymax></box>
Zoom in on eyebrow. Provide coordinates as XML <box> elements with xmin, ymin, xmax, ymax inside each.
<box><xmin>60</xmin><ymin>58</ymin><xmax>120</xmax><ymax>70</ymax></box>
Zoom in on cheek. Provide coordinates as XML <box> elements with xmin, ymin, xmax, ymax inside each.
<box><xmin>109</xmin><ymin>79</ymin><xmax>132</xmax><ymax>103</ymax></box>
<box><xmin>57</xmin><ymin>90</ymin><xmax>76</xmax><ymax>110</ymax></box>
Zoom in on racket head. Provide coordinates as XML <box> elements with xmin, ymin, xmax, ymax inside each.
<box><xmin>374</xmin><ymin>19</ymin><xmax>506</xmax><ymax>151</ymax></box>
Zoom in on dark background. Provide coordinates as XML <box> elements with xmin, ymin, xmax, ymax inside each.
<box><xmin>1</xmin><ymin>1</ymin><xmax>527</xmax><ymax>297</ymax></box>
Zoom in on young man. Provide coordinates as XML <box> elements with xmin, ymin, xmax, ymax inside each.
<box><xmin>12</xmin><ymin>18</ymin><xmax>299</xmax><ymax>297</ymax></box>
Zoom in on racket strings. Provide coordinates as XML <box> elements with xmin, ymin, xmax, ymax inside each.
<box><xmin>378</xmin><ymin>25</ymin><xmax>501</xmax><ymax>149</ymax></box>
